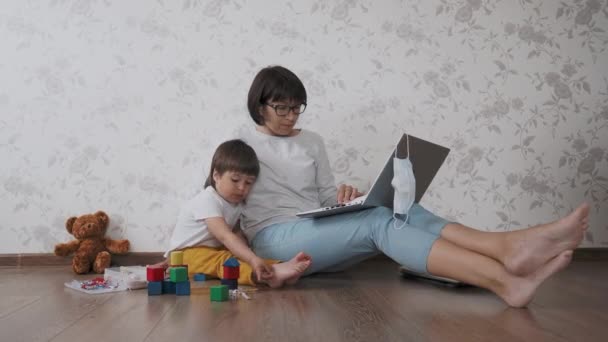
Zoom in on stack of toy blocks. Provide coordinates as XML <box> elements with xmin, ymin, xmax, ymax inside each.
<box><xmin>221</xmin><ymin>258</ymin><xmax>240</xmax><ymax>290</ymax></box>
<box><xmin>208</xmin><ymin>257</ymin><xmax>239</xmax><ymax>302</ymax></box>
<box><xmin>146</xmin><ymin>251</ymin><xmax>191</xmax><ymax>296</ymax></box>
<box><xmin>169</xmin><ymin>251</ymin><xmax>190</xmax><ymax>296</ymax></box>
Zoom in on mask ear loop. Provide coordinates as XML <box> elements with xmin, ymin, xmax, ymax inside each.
<box><xmin>406</xmin><ymin>133</ymin><xmax>410</xmax><ymax>160</ymax></box>
<box><xmin>404</xmin><ymin>134</ymin><xmax>413</xmax><ymax>226</ymax></box>
<box><xmin>393</xmin><ymin>134</ymin><xmax>410</xmax><ymax>229</ymax></box>
<box><xmin>394</xmin><ymin>138</ymin><xmax>399</xmax><ymax>158</ymax></box>
<box><xmin>406</xmin><ymin>133</ymin><xmax>415</xmax><ymax>213</ymax></box>
<box><xmin>394</xmin><ymin>134</ymin><xmax>408</xmax><ymax>159</ymax></box>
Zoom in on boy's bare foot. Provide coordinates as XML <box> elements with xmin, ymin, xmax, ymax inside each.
<box><xmin>263</xmin><ymin>252</ymin><xmax>312</xmax><ymax>288</ymax></box>
<box><xmin>501</xmin><ymin>250</ymin><xmax>572</xmax><ymax>308</ymax></box>
<box><xmin>504</xmin><ymin>203</ymin><xmax>589</xmax><ymax>276</ymax></box>
<box><xmin>285</xmin><ymin>252</ymin><xmax>312</xmax><ymax>285</ymax></box>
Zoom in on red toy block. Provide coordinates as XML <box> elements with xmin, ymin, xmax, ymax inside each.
<box><xmin>222</xmin><ymin>265</ymin><xmax>240</xmax><ymax>279</ymax></box>
<box><xmin>147</xmin><ymin>266</ymin><xmax>165</xmax><ymax>282</ymax></box>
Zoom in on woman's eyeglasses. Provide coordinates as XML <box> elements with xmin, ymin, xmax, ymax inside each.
<box><xmin>265</xmin><ymin>103</ymin><xmax>307</xmax><ymax>116</ymax></box>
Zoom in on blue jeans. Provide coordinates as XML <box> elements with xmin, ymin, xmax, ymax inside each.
<box><xmin>250</xmin><ymin>204</ymin><xmax>450</xmax><ymax>275</ymax></box>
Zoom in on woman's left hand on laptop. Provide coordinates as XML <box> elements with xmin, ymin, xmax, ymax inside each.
<box><xmin>337</xmin><ymin>184</ymin><xmax>365</xmax><ymax>204</ymax></box>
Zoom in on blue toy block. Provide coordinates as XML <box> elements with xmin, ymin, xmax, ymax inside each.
<box><xmin>148</xmin><ymin>281</ymin><xmax>162</xmax><ymax>296</ymax></box>
<box><xmin>162</xmin><ymin>280</ymin><xmax>176</xmax><ymax>294</ymax></box>
<box><xmin>220</xmin><ymin>278</ymin><xmax>238</xmax><ymax>290</ymax></box>
<box><xmin>176</xmin><ymin>281</ymin><xmax>191</xmax><ymax>296</ymax></box>
<box><xmin>223</xmin><ymin>257</ymin><xmax>240</xmax><ymax>267</ymax></box>
<box><xmin>193</xmin><ymin>273</ymin><xmax>206</xmax><ymax>281</ymax></box>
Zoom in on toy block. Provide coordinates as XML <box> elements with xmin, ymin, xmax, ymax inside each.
<box><xmin>146</xmin><ymin>266</ymin><xmax>165</xmax><ymax>282</ymax></box>
<box><xmin>222</xmin><ymin>266</ymin><xmax>240</xmax><ymax>280</ymax></box>
<box><xmin>210</xmin><ymin>285</ymin><xmax>229</xmax><ymax>302</ymax></box>
<box><xmin>193</xmin><ymin>273</ymin><xmax>206</xmax><ymax>281</ymax></box>
<box><xmin>176</xmin><ymin>281</ymin><xmax>191</xmax><ymax>296</ymax></box>
<box><xmin>170</xmin><ymin>267</ymin><xmax>188</xmax><ymax>282</ymax></box>
<box><xmin>223</xmin><ymin>257</ymin><xmax>240</xmax><ymax>267</ymax></box>
<box><xmin>162</xmin><ymin>280</ymin><xmax>175</xmax><ymax>294</ymax></box>
<box><xmin>147</xmin><ymin>281</ymin><xmax>162</xmax><ymax>296</ymax></box>
<box><xmin>170</xmin><ymin>251</ymin><xmax>184</xmax><ymax>266</ymax></box>
<box><xmin>221</xmin><ymin>278</ymin><xmax>238</xmax><ymax>290</ymax></box>
<box><xmin>170</xmin><ymin>264</ymin><xmax>189</xmax><ymax>274</ymax></box>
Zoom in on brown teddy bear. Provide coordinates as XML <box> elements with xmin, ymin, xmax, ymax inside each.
<box><xmin>54</xmin><ymin>211</ymin><xmax>130</xmax><ymax>274</ymax></box>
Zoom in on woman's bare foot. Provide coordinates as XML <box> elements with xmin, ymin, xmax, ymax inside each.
<box><xmin>504</xmin><ymin>203</ymin><xmax>589</xmax><ymax>276</ymax></box>
<box><xmin>262</xmin><ymin>253</ymin><xmax>312</xmax><ymax>288</ymax></box>
<box><xmin>501</xmin><ymin>250</ymin><xmax>572</xmax><ymax>308</ymax></box>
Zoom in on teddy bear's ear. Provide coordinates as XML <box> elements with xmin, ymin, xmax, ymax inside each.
<box><xmin>95</xmin><ymin>211</ymin><xmax>109</xmax><ymax>226</ymax></box>
<box><xmin>65</xmin><ymin>217</ymin><xmax>77</xmax><ymax>234</ymax></box>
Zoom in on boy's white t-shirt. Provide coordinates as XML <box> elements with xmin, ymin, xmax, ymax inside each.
<box><xmin>165</xmin><ymin>186</ymin><xmax>242</xmax><ymax>257</ymax></box>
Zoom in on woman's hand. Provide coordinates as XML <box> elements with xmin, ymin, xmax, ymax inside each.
<box><xmin>337</xmin><ymin>184</ymin><xmax>364</xmax><ymax>204</ymax></box>
<box><xmin>250</xmin><ymin>257</ymin><xmax>274</xmax><ymax>282</ymax></box>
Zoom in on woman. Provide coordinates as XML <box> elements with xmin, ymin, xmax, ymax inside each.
<box><xmin>236</xmin><ymin>65</ymin><xmax>590</xmax><ymax>307</ymax></box>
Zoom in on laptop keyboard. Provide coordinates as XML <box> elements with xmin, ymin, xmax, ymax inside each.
<box><xmin>323</xmin><ymin>199</ymin><xmax>364</xmax><ymax>211</ymax></box>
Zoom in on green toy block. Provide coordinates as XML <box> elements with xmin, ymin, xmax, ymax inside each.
<box><xmin>170</xmin><ymin>267</ymin><xmax>188</xmax><ymax>282</ymax></box>
<box><xmin>210</xmin><ymin>285</ymin><xmax>229</xmax><ymax>302</ymax></box>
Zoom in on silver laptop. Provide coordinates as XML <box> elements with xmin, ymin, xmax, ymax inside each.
<box><xmin>296</xmin><ymin>134</ymin><xmax>450</xmax><ymax>219</ymax></box>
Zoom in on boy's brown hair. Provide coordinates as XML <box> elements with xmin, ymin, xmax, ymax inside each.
<box><xmin>204</xmin><ymin>139</ymin><xmax>260</xmax><ymax>188</ymax></box>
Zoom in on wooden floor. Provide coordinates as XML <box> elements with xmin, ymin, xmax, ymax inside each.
<box><xmin>1</xmin><ymin>259</ymin><xmax>607</xmax><ymax>342</ymax></box>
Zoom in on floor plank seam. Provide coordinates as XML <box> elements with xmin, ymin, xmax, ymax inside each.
<box><xmin>47</xmin><ymin>293</ymin><xmax>116</xmax><ymax>341</ymax></box>
<box><xmin>0</xmin><ymin>296</ymin><xmax>42</xmax><ymax>320</ymax></box>
<box><xmin>142</xmin><ymin>299</ymin><xmax>179</xmax><ymax>342</ymax></box>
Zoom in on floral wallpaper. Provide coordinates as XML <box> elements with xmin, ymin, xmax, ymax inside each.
<box><xmin>1</xmin><ymin>0</ymin><xmax>606</xmax><ymax>253</ymax></box>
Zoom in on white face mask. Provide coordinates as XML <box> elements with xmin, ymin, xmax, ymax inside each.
<box><xmin>391</xmin><ymin>134</ymin><xmax>416</xmax><ymax>229</ymax></box>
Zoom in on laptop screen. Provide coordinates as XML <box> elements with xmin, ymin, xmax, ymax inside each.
<box><xmin>365</xmin><ymin>134</ymin><xmax>450</xmax><ymax>208</ymax></box>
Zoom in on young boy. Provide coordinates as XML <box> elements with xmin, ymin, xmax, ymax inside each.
<box><xmin>160</xmin><ymin>139</ymin><xmax>311</xmax><ymax>288</ymax></box>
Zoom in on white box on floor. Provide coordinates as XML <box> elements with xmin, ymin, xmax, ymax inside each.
<box><xmin>103</xmin><ymin>266</ymin><xmax>148</xmax><ymax>290</ymax></box>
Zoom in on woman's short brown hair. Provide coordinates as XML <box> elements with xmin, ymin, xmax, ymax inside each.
<box><xmin>204</xmin><ymin>139</ymin><xmax>259</xmax><ymax>189</ymax></box>
<box><xmin>247</xmin><ymin>65</ymin><xmax>307</xmax><ymax>125</ymax></box>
